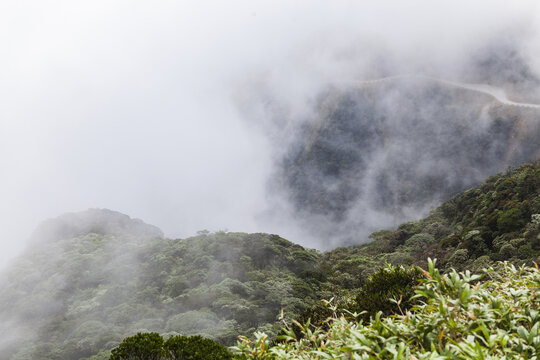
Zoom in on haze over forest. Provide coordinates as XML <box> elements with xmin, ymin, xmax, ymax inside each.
<box><xmin>2</xmin><ymin>0</ymin><xmax>540</xmax><ymax>267</ymax></box>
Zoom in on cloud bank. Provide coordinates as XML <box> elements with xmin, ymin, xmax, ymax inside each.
<box><xmin>1</xmin><ymin>0</ymin><xmax>540</xmax><ymax>265</ymax></box>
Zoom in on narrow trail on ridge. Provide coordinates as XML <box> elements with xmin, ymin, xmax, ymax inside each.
<box><xmin>345</xmin><ymin>74</ymin><xmax>540</xmax><ymax>109</ymax></box>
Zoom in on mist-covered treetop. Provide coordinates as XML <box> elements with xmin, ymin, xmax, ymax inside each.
<box><xmin>28</xmin><ymin>208</ymin><xmax>164</xmax><ymax>244</ymax></box>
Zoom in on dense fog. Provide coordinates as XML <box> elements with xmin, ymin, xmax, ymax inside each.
<box><xmin>1</xmin><ymin>1</ymin><xmax>540</xmax><ymax>265</ymax></box>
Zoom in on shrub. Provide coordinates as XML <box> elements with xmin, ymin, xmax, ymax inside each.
<box><xmin>447</xmin><ymin>248</ymin><xmax>468</xmax><ymax>266</ymax></box>
<box><xmin>461</xmin><ymin>232</ymin><xmax>488</xmax><ymax>258</ymax></box>
<box><xmin>109</xmin><ymin>332</ymin><xmax>164</xmax><ymax>360</ymax></box>
<box><xmin>352</xmin><ymin>264</ymin><xmax>424</xmax><ymax>321</ymax></box>
<box><xmin>109</xmin><ymin>333</ymin><xmax>231</xmax><ymax>360</ymax></box>
<box><xmin>498</xmin><ymin>208</ymin><xmax>525</xmax><ymax>233</ymax></box>
<box><xmin>404</xmin><ymin>233</ymin><xmax>435</xmax><ymax>252</ymax></box>
<box><xmin>164</xmin><ymin>335</ymin><xmax>231</xmax><ymax>360</ymax></box>
<box><xmin>499</xmin><ymin>243</ymin><xmax>516</xmax><ymax>258</ymax></box>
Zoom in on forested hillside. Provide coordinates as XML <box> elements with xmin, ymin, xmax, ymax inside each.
<box><xmin>325</xmin><ymin>159</ymin><xmax>540</xmax><ymax>276</ymax></box>
<box><xmin>0</xmin><ymin>160</ymin><xmax>539</xmax><ymax>359</ymax></box>
<box><xmin>0</xmin><ymin>218</ymin><xmax>324</xmax><ymax>359</ymax></box>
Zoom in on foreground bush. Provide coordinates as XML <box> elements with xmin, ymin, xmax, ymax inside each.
<box><xmin>110</xmin><ymin>333</ymin><xmax>164</xmax><ymax>360</ymax></box>
<box><xmin>232</xmin><ymin>260</ymin><xmax>540</xmax><ymax>359</ymax></box>
<box><xmin>109</xmin><ymin>333</ymin><xmax>231</xmax><ymax>360</ymax></box>
<box><xmin>164</xmin><ymin>335</ymin><xmax>232</xmax><ymax>360</ymax></box>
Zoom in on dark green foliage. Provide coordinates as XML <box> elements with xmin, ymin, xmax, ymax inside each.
<box><xmin>109</xmin><ymin>333</ymin><xmax>231</xmax><ymax>360</ymax></box>
<box><xmin>110</xmin><ymin>333</ymin><xmax>164</xmax><ymax>360</ymax></box>
<box><xmin>352</xmin><ymin>265</ymin><xmax>424</xmax><ymax>321</ymax></box>
<box><xmin>497</xmin><ymin>207</ymin><xmax>526</xmax><ymax>233</ymax></box>
<box><xmin>499</xmin><ymin>243</ymin><xmax>516</xmax><ymax>258</ymax></box>
<box><xmin>164</xmin><ymin>335</ymin><xmax>231</xmax><ymax>360</ymax></box>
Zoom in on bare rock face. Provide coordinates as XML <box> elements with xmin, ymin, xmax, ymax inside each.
<box><xmin>29</xmin><ymin>208</ymin><xmax>164</xmax><ymax>244</ymax></box>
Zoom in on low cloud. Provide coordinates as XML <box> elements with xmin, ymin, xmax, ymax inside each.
<box><xmin>1</xmin><ymin>1</ymin><xmax>540</xmax><ymax>265</ymax></box>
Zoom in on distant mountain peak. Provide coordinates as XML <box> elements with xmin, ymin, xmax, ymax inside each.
<box><xmin>29</xmin><ymin>208</ymin><xmax>164</xmax><ymax>243</ymax></box>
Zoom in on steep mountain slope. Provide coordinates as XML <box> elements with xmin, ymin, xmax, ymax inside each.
<box><xmin>273</xmin><ymin>76</ymin><xmax>540</xmax><ymax>247</ymax></box>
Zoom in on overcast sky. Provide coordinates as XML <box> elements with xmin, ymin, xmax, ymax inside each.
<box><xmin>1</xmin><ymin>0</ymin><xmax>539</xmax><ymax>267</ymax></box>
